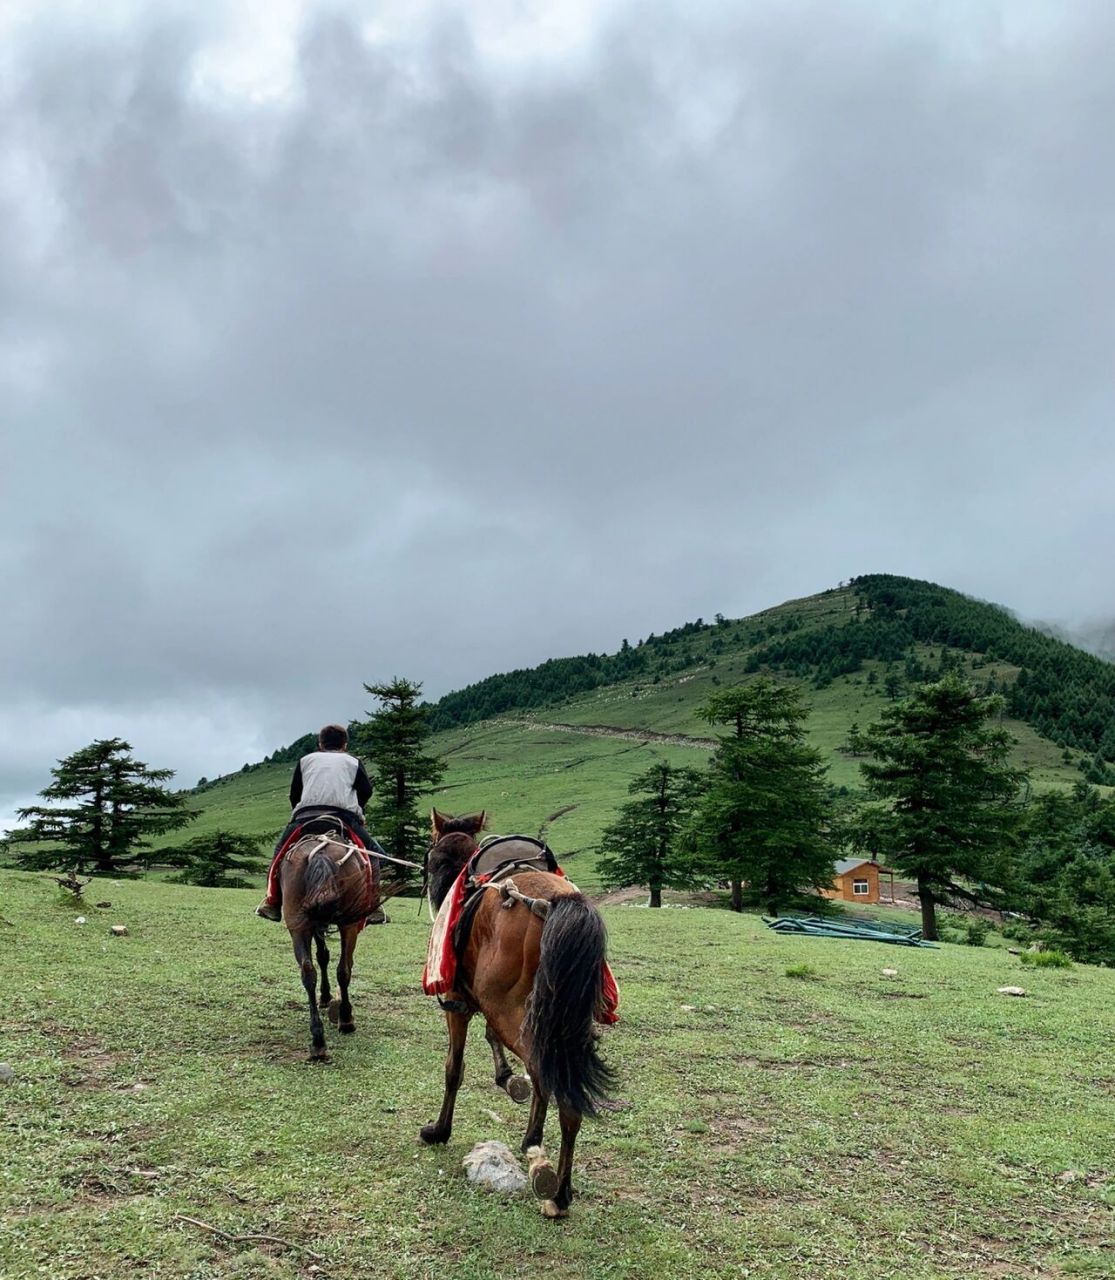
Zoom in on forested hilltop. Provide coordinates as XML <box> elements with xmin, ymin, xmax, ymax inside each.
<box><xmin>414</xmin><ymin>574</ymin><xmax>1115</xmax><ymax>781</ymax></box>
<box><xmin>186</xmin><ymin>575</ymin><xmax>1112</xmax><ymax>869</ymax></box>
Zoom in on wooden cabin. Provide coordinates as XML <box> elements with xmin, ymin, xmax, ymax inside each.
<box><xmin>821</xmin><ymin>857</ymin><xmax>895</xmax><ymax>905</ymax></box>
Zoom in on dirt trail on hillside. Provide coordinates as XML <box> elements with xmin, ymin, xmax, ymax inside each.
<box><xmin>495</xmin><ymin>718</ymin><xmax>716</xmax><ymax>750</ymax></box>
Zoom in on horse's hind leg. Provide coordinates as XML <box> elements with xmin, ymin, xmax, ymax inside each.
<box><xmin>485</xmin><ymin>1022</ymin><xmax>530</xmax><ymax>1102</ymax></box>
<box><xmin>292</xmin><ymin>932</ymin><xmax>327</xmax><ymax>1061</ymax></box>
<box><xmin>539</xmin><ymin>1102</ymin><xmax>581</xmax><ymax>1220</ymax></box>
<box><xmin>314</xmin><ymin>930</ymin><xmax>332</xmax><ymax>1009</ymax></box>
<box><xmin>335</xmin><ymin>924</ymin><xmax>359</xmax><ymax>1035</ymax></box>
<box><xmin>523</xmin><ymin>1074</ymin><xmax>560</xmax><ymax>1201</ymax></box>
<box><xmin>420</xmin><ymin>1010</ymin><xmax>470</xmax><ymax>1145</ymax></box>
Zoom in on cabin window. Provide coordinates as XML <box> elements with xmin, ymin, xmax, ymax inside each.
<box><xmin>852</xmin><ymin>879</ymin><xmax>869</xmax><ymax>896</ymax></box>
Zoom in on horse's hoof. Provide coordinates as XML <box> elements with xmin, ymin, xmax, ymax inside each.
<box><xmin>506</xmin><ymin>1075</ymin><xmax>531</xmax><ymax>1104</ymax></box>
<box><xmin>308</xmin><ymin>1048</ymin><xmax>330</xmax><ymax>1063</ymax></box>
<box><xmin>419</xmin><ymin>1124</ymin><xmax>449</xmax><ymax>1146</ymax></box>
<box><xmin>327</xmin><ymin>1003</ymin><xmax>339</xmax><ymax>1025</ymax></box>
<box><xmin>338</xmin><ymin>1022</ymin><xmax>356</xmax><ymax>1035</ymax></box>
<box><xmin>529</xmin><ymin>1161</ymin><xmax>560</xmax><ymax>1201</ymax></box>
<box><xmin>541</xmin><ymin>1200</ymin><xmax>568</xmax><ymax>1220</ymax></box>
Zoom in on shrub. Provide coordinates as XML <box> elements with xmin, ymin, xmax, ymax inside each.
<box><xmin>965</xmin><ymin>918</ymin><xmax>990</xmax><ymax>947</ymax></box>
<box><xmin>1020</xmin><ymin>949</ymin><xmax>1073</xmax><ymax>969</ymax></box>
<box><xmin>785</xmin><ymin>963</ymin><xmax>819</xmax><ymax>980</ymax></box>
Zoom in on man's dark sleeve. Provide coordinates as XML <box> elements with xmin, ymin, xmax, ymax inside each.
<box><xmin>289</xmin><ymin>760</ymin><xmax>303</xmax><ymax>809</ymax></box>
<box><xmin>354</xmin><ymin>761</ymin><xmax>373</xmax><ymax>808</ymax></box>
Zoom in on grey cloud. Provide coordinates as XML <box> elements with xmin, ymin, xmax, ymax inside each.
<box><xmin>2</xmin><ymin>0</ymin><xmax>1113</xmax><ymax>813</ymax></box>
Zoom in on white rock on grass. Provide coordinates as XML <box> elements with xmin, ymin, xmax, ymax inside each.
<box><xmin>0</xmin><ymin>1064</ymin><xmax>15</xmax><ymax>1083</ymax></box>
<box><xmin>881</xmin><ymin>968</ymin><xmax>898</xmax><ymax>977</ymax></box>
<box><xmin>74</xmin><ymin>916</ymin><xmax>87</xmax><ymax>925</ymax></box>
<box><xmin>462</xmin><ymin>1141</ymin><xmax>527</xmax><ymax>1194</ymax></box>
<box><xmin>997</xmin><ymin>986</ymin><xmax>1027</xmax><ymax>997</ymax></box>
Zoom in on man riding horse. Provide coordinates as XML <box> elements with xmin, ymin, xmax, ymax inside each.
<box><xmin>255</xmin><ymin>723</ymin><xmax>383</xmax><ymax>921</ymax></box>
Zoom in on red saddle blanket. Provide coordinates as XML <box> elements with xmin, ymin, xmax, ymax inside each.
<box><xmin>422</xmin><ymin>861</ymin><xmax>619</xmax><ymax>1024</ymax></box>
<box><xmin>265</xmin><ymin>825</ymin><xmax>378</xmax><ymax>929</ymax></box>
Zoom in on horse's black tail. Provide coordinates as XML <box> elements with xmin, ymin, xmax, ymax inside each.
<box><xmin>301</xmin><ymin>851</ymin><xmax>341</xmax><ymax>921</ymax></box>
<box><xmin>524</xmin><ymin>894</ymin><xmax>616</xmax><ymax>1117</ymax></box>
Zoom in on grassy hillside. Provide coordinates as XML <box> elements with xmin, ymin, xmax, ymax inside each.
<box><xmin>174</xmin><ymin>579</ymin><xmax>1105</xmax><ymax>888</ymax></box>
<box><xmin>3</xmin><ymin>870</ymin><xmax>1113</xmax><ymax>1279</ymax></box>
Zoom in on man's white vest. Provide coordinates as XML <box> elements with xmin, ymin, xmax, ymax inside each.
<box><xmin>294</xmin><ymin>751</ymin><xmax>362</xmax><ymax>815</ymax></box>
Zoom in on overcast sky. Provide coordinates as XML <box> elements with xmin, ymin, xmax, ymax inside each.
<box><xmin>2</xmin><ymin>0</ymin><xmax>1113</xmax><ymax>818</ymax></box>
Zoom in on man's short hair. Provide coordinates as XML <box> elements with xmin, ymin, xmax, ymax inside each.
<box><xmin>319</xmin><ymin>724</ymin><xmax>348</xmax><ymax>750</ymax></box>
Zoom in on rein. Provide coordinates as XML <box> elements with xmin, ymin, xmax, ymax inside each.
<box><xmin>302</xmin><ymin>833</ymin><xmax>425</xmax><ymax>872</ymax></box>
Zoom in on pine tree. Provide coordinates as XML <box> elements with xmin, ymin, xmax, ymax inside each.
<box><xmin>165</xmin><ymin>830</ymin><xmax>266</xmax><ymax>888</ymax></box>
<box><xmin>857</xmin><ymin>676</ymin><xmax>1024</xmax><ymax>940</ymax></box>
<box><xmin>356</xmin><ymin>678</ymin><xmax>446</xmax><ymax>876</ymax></box>
<box><xmin>11</xmin><ymin>738</ymin><xmax>194</xmax><ymax>874</ymax></box>
<box><xmin>596</xmin><ymin>763</ymin><xmax>707</xmax><ymax>907</ymax></box>
<box><xmin>1010</xmin><ymin>783</ymin><xmax>1115</xmax><ymax>964</ymax></box>
<box><xmin>689</xmin><ymin>680</ymin><xmax>835</xmax><ymax>913</ymax></box>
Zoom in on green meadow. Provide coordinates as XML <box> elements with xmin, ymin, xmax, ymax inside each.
<box><xmin>2</xmin><ymin>871</ymin><xmax>1112</xmax><ymax>1279</ymax></box>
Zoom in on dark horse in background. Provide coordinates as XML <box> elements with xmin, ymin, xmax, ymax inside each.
<box><xmin>279</xmin><ymin>820</ymin><xmax>378</xmax><ymax>1060</ymax></box>
<box><xmin>422</xmin><ymin>810</ymin><xmax>616</xmax><ymax>1219</ymax></box>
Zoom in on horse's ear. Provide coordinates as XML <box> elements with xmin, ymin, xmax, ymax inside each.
<box><xmin>431</xmin><ymin>808</ymin><xmax>448</xmax><ymax>837</ymax></box>
<box><xmin>477</xmin><ymin>810</ymin><xmax>487</xmax><ymax>832</ymax></box>
<box><xmin>465</xmin><ymin>810</ymin><xmax>486</xmax><ymax>836</ymax></box>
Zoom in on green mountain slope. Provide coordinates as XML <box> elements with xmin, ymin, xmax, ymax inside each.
<box><xmin>176</xmin><ymin>576</ymin><xmax>1113</xmax><ymax>889</ymax></box>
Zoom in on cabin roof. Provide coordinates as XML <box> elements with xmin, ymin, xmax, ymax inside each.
<box><xmin>833</xmin><ymin>857</ymin><xmax>894</xmax><ymax>876</ymax></box>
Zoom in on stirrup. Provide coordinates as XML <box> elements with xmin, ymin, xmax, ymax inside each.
<box><xmin>255</xmin><ymin>902</ymin><xmax>282</xmax><ymax>922</ymax></box>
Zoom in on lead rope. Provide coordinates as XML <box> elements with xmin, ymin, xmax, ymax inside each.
<box><xmin>418</xmin><ymin>850</ymin><xmax>430</xmax><ymax>918</ymax></box>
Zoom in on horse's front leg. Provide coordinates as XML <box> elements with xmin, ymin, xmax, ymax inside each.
<box><xmin>420</xmin><ymin>1010</ymin><xmax>471</xmax><ymax>1145</ymax></box>
<box><xmin>485</xmin><ymin>1021</ymin><xmax>530</xmax><ymax>1102</ymax></box>
<box><xmin>314</xmin><ymin>930</ymin><xmax>331</xmax><ymax>1009</ymax></box>
<box><xmin>292</xmin><ymin>930</ymin><xmax>327</xmax><ymax>1061</ymax></box>
<box><xmin>334</xmin><ymin>924</ymin><xmax>359</xmax><ymax>1034</ymax></box>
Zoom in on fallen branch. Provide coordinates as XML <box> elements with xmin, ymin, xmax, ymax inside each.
<box><xmin>173</xmin><ymin>1213</ymin><xmax>325</xmax><ymax>1262</ymax></box>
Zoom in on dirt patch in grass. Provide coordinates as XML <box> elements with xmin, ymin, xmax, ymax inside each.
<box><xmin>40</xmin><ymin>1022</ymin><xmax>130</xmax><ymax>1089</ymax></box>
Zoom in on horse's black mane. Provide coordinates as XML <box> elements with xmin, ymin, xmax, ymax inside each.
<box><xmin>427</xmin><ymin>831</ymin><xmax>476</xmax><ymax>909</ymax></box>
<box><xmin>438</xmin><ymin>817</ymin><xmax>483</xmax><ymax>835</ymax></box>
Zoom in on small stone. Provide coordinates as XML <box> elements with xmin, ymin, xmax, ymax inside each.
<box><xmin>74</xmin><ymin>916</ymin><xmax>87</xmax><ymax>925</ymax></box>
<box><xmin>462</xmin><ymin>1141</ymin><xmax>527</xmax><ymax>1193</ymax></box>
<box><xmin>1057</xmin><ymin>1169</ymin><xmax>1082</xmax><ymax>1184</ymax></box>
<box><xmin>110</xmin><ymin>925</ymin><xmax>129</xmax><ymax>937</ymax></box>
<box><xmin>881</xmin><ymin>968</ymin><xmax>898</xmax><ymax>977</ymax></box>
<box><xmin>997</xmin><ymin>986</ymin><xmax>1027</xmax><ymax>997</ymax></box>
<box><xmin>95</xmin><ymin>901</ymin><xmax>111</xmax><ymax>909</ymax></box>
<box><xmin>1007</xmin><ymin>948</ymin><xmax>1022</xmax><ymax>956</ymax></box>
<box><xmin>0</xmin><ymin>1064</ymin><xmax>15</xmax><ymax>1083</ymax></box>
<box><xmin>680</xmin><ymin>1004</ymin><xmax>696</xmax><ymax>1012</ymax></box>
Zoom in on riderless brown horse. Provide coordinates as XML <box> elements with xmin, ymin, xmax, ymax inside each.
<box><xmin>421</xmin><ymin>810</ymin><xmax>616</xmax><ymax>1219</ymax></box>
<box><xmin>279</xmin><ymin>822</ymin><xmax>378</xmax><ymax>1060</ymax></box>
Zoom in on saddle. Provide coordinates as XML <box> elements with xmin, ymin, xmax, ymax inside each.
<box><xmin>470</xmin><ymin>835</ymin><xmax>559</xmax><ymax>880</ymax></box>
<box><xmin>289</xmin><ymin>808</ymin><xmax>361</xmax><ymax>844</ymax></box>
<box><xmin>452</xmin><ymin>836</ymin><xmax>560</xmax><ymax>955</ymax></box>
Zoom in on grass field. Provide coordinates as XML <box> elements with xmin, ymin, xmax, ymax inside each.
<box><xmin>2</xmin><ymin>871</ymin><xmax>1113</xmax><ymax>1279</ymax></box>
